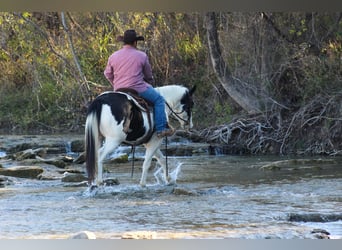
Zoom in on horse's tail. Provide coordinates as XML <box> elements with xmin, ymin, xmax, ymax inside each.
<box><xmin>85</xmin><ymin>109</ymin><xmax>100</xmax><ymax>185</ymax></box>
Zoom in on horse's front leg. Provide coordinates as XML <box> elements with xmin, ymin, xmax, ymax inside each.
<box><xmin>140</xmin><ymin>155</ymin><xmax>153</xmax><ymax>187</ymax></box>
<box><xmin>140</xmin><ymin>137</ymin><xmax>162</xmax><ymax>187</ymax></box>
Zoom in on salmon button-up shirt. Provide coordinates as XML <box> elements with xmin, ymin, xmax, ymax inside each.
<box><xmin>104</xmin><ymin>45</ymin><xmax>153</xmax><ymax>93</ymax></box>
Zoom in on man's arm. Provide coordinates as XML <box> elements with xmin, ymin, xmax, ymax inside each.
<box><xmin>142</xmin><ymin>56</ymin><xmax>154</xmax><ymax>85</ymax></box>
<box><xmin>104</xmin><ymin>61</ymin><xmax>114</xmax><ymax>84</ymax></box>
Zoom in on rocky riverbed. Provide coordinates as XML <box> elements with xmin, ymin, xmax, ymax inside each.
<box><xmin>0</xmin><ymin>134</ymin><xmax>341</xmax><ymax>239</ymax></box>
<box><xmin>0</xmin><ymin>135</ymin><xmax>84</xmax><ymax>183</ymax></box>
<box><xmin>0</xmin><ymin>134</ymin><xmax>212</xmax><ymax>186</ymax></box>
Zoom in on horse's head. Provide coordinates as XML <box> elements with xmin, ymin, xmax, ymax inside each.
<box><xmin>163</xmin><ymin>85</ymin><xmax>196</xmax><ymax>131</ymax></box>
<box><xmin>179</xmin><ymin>85</ymin><xmax>196</xmax><ymax>130</ymax></box>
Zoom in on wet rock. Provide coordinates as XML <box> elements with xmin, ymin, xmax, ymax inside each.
<box><xmin>45</xmin><ymin>159</ymin><xmax>66</xmax><ymax>168</ymax></box>
<box><xmin>313</xmin><ymin>234</ymin><xmax>330</xmax><ymax>239</ymax></box>
<box><xmin>8</xmin><ymin>142</ymin><xmax>37</xmax><ymax>154</ymax></box>
<box><xmin>13</xmin><ymin>149</ymin><xmax>36</xmax><ymax>161</ymax></box>
<box><xmin>57</xmin><ymin>168</ymin><xmax>84</xmax><ymax>174</ymax></box>
<box><xmin>35</xmin><ymin>156</ymin><xmax>70</xmax><ymax>168</ymax></box>
<box><xmin>0</xmin><ymin>166</ymin><xmax>44</xmax><ymax>179</ymax></box>
<box><xmin>311</xmin><ymin>229</ymin><xmax>330</xmax><ymax>239</ymax></box>
<box><xmin>121</xmin><ymin>231</ymin><xmax>157</xmax><ymax>239</ymax></box>
<box><xmin>45</xmin><ymin>147</ymin><xmax>66</xmax><ymax>154</ymax></box>
<box><xmin>61</xmin><ymin>173</ymin><xmax>88</xmax><ymax>182</ymax></box>
<box><xmin>105</xmin><ymin>154</ymin><xmax>129</xmax><ymax>164</ymax></box>
<box><xmin>260</xmin><ymin>164</ymin><xmax>281</xmax><ymax>171</ymax></box>
<box><xmin>311</xmin><ymin>229</ymin><xmax>330</xmax><ymax>235</ymax></box>
<box><xmin>70</xmin><ymin>140</ymin><xmax>85</xmax><ymax>153</ymax></box>
<box><xmin>37</xmin><ymin>172</ymin><xmax>61</xmax><ymax>181</ymax></box>
<box><xmin>73</xmin><ymin>152</ymin><xmax>85</xmax><ymax>164</ymax></box>
<box><xmin>11</xmin><ymin>148</ymin><xmax>44</xmax><ymax>161</ymax></box>
<box><xmin>104</xmin><ymin>178</ymin><xmax>120</xmax><ymax>186</ymax></box>
<box><xmin>33</xmin><ymin>148</ymin><xmax>48</xmax><ymax>158</ymax></box>
<box><xmin>172</xmin><ymin>187</ymin><xmax>197</xmax><ymax>196</ymax></box>
<box><xmin>0</xmin><ymin>176</ymin><xmax>11</xmax><ymax>187</ymax></box>
<box><xmin>288</xmin><ymin>213</ymin><xmax>342</xmax><ymax>222</ymax></box>
<box><xmin>8</xmin><ymin>140</ymin><xmax>66</xmax><ymax>155</ymax></box>
<box><xmin>69</xmin><ymin>231</ymin><xmax>96</xmax><ymax>239</ymax></box>
<box><xmin>60</xmin><ymin>155</ymin><xmax>74</xmax><ymax>163</ymax></box>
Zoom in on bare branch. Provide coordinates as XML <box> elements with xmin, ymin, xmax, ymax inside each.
<box><xmin>60</xmin><ymin>12</ymin><xmax>90</xmax><ymax>103</ymax></box>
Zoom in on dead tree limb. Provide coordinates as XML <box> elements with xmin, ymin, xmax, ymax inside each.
<box><xmin>205</xmin><ymin>12</ymin><xmax>282</xmax><ymax>114</ymax></box>
<box><xmin>60</xmin><ymin>12</ymin><xmax>90</xmax><ymax>104</ymax></box>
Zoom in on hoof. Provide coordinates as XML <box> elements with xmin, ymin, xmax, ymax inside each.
<box><xmin>89</xmin><ymin>185</ymin><xmax>98</xmax><ymax>192</ymax></box>
<box><xmin>104</xmin><ymin>178</ymin><xmax>120</xmax><ymax>186</ymax></box>
<box><xmin>166</xmin><ymin>181</ymin><xmax>176</xmax><ymax>186</ymax></box>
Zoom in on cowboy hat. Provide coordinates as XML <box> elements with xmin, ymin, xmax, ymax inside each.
<box><xmin>117</xmin><ymin>29</ymin><xmax>144</xmax><ymax>43</ymax></box>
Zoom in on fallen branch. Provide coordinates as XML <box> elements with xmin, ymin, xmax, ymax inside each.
<box><xmin>194</xmin><ymin>92</ymin><xmax>342</xmax><ymax>155</ymax></box>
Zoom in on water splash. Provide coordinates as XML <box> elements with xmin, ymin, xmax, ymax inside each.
<box><xmin>154</xmin><ymin>162</ymin><xmax>183</xmax><ymax>185</ymax></box>
<box><xmin>0</xmin><ymin>151</ymin><xmax>6</xmax><ymax>158</ymax></box>
<box><xmin>82</xmin><ymin>183</ymin><xmax>151</xmax><ymax>199</ymax></box>
<box><xmin>170</xmin><ymin>162</ymin><xmax>183</xmax><ymax>183</ymax></box>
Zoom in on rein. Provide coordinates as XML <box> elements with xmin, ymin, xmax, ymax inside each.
<box><xmin>165</xmin><ymin>102</ymin><xmax>189</xmax><ymax>124</ymax></box>
<box><xmin>131</xmin><ymin>146</ymin><xmax>136</xmax><ymax>178</ymax></box>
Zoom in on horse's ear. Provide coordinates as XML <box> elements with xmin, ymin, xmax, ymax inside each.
<box><xmin>189</xmin><ymin>85</ymin><xmax>196</xmax><ymax>95</ymax></box>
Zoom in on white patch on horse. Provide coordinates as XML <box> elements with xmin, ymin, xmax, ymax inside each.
<box><xmin>100</xmin><ymin>104</ymin><xmax>126</xmax><ymax>138</ymax></box>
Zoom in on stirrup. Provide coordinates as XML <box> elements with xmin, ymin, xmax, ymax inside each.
<box><xmin>157</xmin><ymin>126</ymin><xmax>175</xmax><ymax>138</ymax></box>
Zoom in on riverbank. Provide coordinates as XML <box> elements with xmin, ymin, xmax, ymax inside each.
<box><xmin>1</xmin><ymin>133</ymin><xmax>342</xmax><ymax>181</ymax></box>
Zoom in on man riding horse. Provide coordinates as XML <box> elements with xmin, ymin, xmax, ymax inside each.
<box><xmin>85</xmin><ymin>29</ymin><xmax>196</xmax><ymax>187</ymax></box>
<box><xmin>104</xmin><ymin>29</ymin><xmax>175</xmax><ymax>138</ymax></box>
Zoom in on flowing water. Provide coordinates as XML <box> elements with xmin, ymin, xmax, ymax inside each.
<box><xmin>0</xmin><ymin>146</ymin><xmax>341</xmax><ymax>239</ymax></box>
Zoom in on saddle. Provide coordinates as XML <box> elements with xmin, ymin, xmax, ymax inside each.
<box><xmin>116</xmin><ymin>88</ymin><xmax>153</xmax><ymax>137</ymax></box>
<box><xmin>116</xmin><ymin>88</ymin><xmax>153</xmax><ymax>111</ymax></box>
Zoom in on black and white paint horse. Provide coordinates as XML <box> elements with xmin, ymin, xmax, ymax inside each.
<box><xmin>85</xmin><ymin>85</ymin><xmax>196</xmax><ymax>187</ymax></box>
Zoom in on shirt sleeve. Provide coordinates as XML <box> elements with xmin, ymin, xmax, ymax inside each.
<box><xmin>104</xmin><ymin>59</ymin><xmax>114</xmax><ymax>84</ymax></box>
<box><xmin>142</xmin><ymin>55</ymin><xmax>154</xmax><ymax>85</ymax></box>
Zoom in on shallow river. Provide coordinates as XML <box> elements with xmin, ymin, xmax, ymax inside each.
<box><xmin>0</xmin><ymin>150</ymin><xmax>341</xmax><ymax>239</ymax></box>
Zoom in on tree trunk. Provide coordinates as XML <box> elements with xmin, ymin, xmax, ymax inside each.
<box><xmin>205</xmin><ymin>12</ymin><xmax>272</xmax><ymax>114</ymax></box>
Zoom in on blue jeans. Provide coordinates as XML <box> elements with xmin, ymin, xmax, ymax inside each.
<box><xmin>139</xmin><ymin>86</ymin><xmax>167</xmax><ymax>132</ymax></box>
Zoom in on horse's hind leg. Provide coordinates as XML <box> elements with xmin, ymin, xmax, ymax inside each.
<box><xmin>97</xmin><ymin>137</ymin><xmax>121</xmax><ymax>186</ymax></box>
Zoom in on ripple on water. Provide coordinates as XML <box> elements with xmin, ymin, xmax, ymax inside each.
<box><xmin>0</xmin><ymin>155</ymin><xmax>341</xmax><ymax>239</ymax></box>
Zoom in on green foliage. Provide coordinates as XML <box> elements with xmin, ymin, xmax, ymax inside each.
<box><xmin>176</xmin><ymin>33</ymin><xmax>204</xmax><ymax>64</ymax></box>
<box><xmin>0</xmin><ymin>86</ymin><xmax>35</xmax><ymax>130</ymax></box>
<box><xmin>0</xmin><ymin>12</ymin><xmax>341</xmax><ymax>133</ymax></box>
<box><xmin>0</xmin><ymin>80</ymin><xmax>81</xmax><ymax>132</ymax></box>
<box><xmin>213</xmin><ymin>102</ymin><xmax>233</xmax><ymax>125</ymax></box>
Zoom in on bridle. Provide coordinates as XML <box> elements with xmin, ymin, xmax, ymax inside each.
<box><xmin>165</xmin><ymin>102</ymin><xmax>191</xmax><ymax>125</ymax></box>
